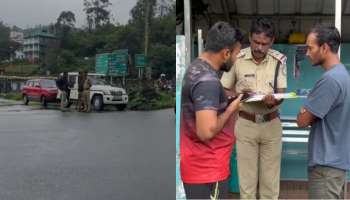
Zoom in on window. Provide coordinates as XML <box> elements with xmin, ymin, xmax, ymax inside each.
<box><xmin>68</xmin><ymin>75</ymin><xmax>76</xmax><ymax>87</ymax></box>
<box><xmin>34</xmin><ymin>80</ymin><xmax>40</xmax><ymax>87</ymax></box>
<box><xmin>41</xmin><ymin>80</ymin><xmax>56</xmax><ymax>88</ymax></box>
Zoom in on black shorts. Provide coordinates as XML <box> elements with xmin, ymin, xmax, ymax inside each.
<box><xmin>183</xmin><ymin>179</ymin><xmax>229</xmax><ymax>199</ymax></box>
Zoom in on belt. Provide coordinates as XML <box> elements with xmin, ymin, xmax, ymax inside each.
<box><xmin>239</xmin><ymin>110</ymin><xmax>279</xmax><ymax>123</ymax></box>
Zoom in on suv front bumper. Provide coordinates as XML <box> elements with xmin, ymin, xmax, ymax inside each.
<box><xmin>103</xmin><ymin>94</ymin><xmax>128</xmax><ymax>105</ymax></box>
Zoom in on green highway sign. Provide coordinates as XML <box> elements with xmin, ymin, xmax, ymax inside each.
<box><xmin>95</xmin><ymin>49</ymin><xmax>128</xmax><ymax>76</ymax></box>
<box><xmin>135</xmin><ymin>54</ymin><xmax>147</xmax><ymax>68</ymax></box>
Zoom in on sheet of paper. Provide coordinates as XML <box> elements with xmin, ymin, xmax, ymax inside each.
<box><xmin>244</xmin><ymin>92</ymin><xmax>305</xmax><ymax>102</ymax></box>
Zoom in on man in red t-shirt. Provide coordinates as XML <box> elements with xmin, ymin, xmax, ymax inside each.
<box><xmin>180</xmin><ymin>21</ymin><xmax>243</xmax><ymax>199</ymax></box>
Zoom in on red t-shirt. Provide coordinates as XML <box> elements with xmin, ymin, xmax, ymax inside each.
<box><xmin>180</xmin><ymin>58</ymin><xmax>236</xmax><ymax>184</ymax></box>
<box><xmin>180</xmin><ymin>115</ymin><xmax>235</xmax><ymax>184</ymax></box>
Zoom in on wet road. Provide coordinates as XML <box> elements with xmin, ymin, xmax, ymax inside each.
<box><xmin>0</xmin><ymin>105</ymin><xmax>175</xmax><ymax>199</ymax></box>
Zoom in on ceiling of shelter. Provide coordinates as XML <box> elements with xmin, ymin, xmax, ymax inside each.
<box><xmin>176</xmin><ymin>0</ymin><xmax>350</xmax><ymax>42</ymax></box>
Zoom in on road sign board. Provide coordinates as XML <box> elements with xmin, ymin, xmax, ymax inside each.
<box><xmin>135</xmin><ymin>54</ymin><xmax>147</xmax><ymax>68</ymax></box>
<box><xmin>95</xmin><ymin>50</ymin><xmax>128</xmax><ymax>76</ymax></box>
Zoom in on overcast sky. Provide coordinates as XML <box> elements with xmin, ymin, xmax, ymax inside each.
<box><xmin>0</xmin><ymin>0</ymin><xmax>138</xmax><ymax>29</ymax></box>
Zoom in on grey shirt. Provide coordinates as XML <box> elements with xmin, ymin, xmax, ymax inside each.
<box><xmin>304</xmin><ymin>64</ymin><xmax>350</xmax><ymax>170</ymax></box>
<box><xmin>181</xmin><ymin>58</ymin><xmax>227</xmax><ymax>118</ymax></box>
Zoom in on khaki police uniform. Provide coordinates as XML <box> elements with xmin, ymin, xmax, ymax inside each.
<box><xmin>221</xmin><ymin>47</ymin><xmax>287</xmax><ymax>199</ymax></box>
<box><xmin>82</xmin><ymin>77</ymin><xmax>92</xmax><ymax>112</ymax></box>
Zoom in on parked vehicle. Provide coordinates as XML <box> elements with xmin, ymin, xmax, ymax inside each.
<box><xmin>22</xmin><ymin>79</ymin><xmax>58</xmax><ymax>107</ymax></box>
<box><xmin>57</xmin><ymin>72</ymin><xmax>128</xmax><ymax>111</ymax></box>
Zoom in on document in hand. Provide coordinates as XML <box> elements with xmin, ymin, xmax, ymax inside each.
<box><xmin>243</xmin><ymin>92</ymin><xmax>304</xmax><ymax>102</ymax></box>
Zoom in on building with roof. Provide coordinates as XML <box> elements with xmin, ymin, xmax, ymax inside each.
<box><xmin>23</xmin><ymin>30</ymin><xmax>58</xmax><ymax>63</ymax></box>
<box><xmin>9</xmin><ymin>27</ymin><xmax>25</xmax><ymax>60</ymax></box>
<box><xmin>10</xmin><ymin>30</ymin><xmax>24</xmax><ymax>44</ymax></box>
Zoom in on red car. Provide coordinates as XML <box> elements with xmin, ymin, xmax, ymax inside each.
<box><xmin>22</xmin><ymin>79</ymin><xmax>58</xmax><ymax>106</ymax></box>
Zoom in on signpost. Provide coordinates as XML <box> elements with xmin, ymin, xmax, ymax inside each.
<box><xmin>95</xmin><ymin>53</ymin><xmax>109</xmax><ymax>74</ymax></box>
<box><xmin>135</xmin><ymin>54</ymin><xmax>146</xmax><ymax>79</ymax></box>
<box><xmin>95</xmin><ymin>49</ymin><xmax>129</xmax><ymax>85</ymax></box>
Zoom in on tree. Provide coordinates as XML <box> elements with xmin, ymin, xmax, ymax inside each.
<box><xmin>149</xmin><ymin>43</ymin><xmax>175</xmax><ymax>79</ymax></box>
<box><xmin>129</xmin><ymin>0</ymin><xmax>156</xmax><ymax>79</ymax></box>
<box><xmin>104</xmin><ymin>25</ymin><xmax>142</xmax><ymax>55</ymax></box>
<box><xmin>55</xmin><ymin>11</ymin><xmax>76</xmax><ymax>49</ymax></box>
<box><xmin>149</xmin><ymin>0</ymin><xmax>175</xmax><ymax>79</ymax></box>
<box><xmin>43</xmin><ymin>47</ymin><xmax>60</xmax><ymax>74</ymax></box>
<box><xmin>56</xmin><ymin>11</ymin><xmax>76</xmax><ymax>28</ymax></box>
<box><xmin>83</xmin><ymin>0</ymin><xmax>112</xmax><ymax>31</ymax></box>
<box><xmin>0</xmin><ymin>22</ymin><xmax>13</xmax><ymax>61</ymax></box>
<box><xmin>44</xmin><ymin>48</ymin><xmax>77</xmax><ymax>74</ymax></box>
<box><xmin>150</xmin><ymin>2</ymin><xmax>175</xmax><ymax>46</ymax></box>
<box><xmin>156</xmin><ymin>0</ymin><xmax>174</xmax><ymax>17</ymax></box>
<box><xmin>16</xmin><ymin>0</ymin><xmax>175</xmax><ymax>79</ymax></box>
<box><xmin>129</xmin><ymin>0</ymin><xmax>156</xmax><ymax>26</ymax></box>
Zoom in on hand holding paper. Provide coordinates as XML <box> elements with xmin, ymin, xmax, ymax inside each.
<box><xmin>262</xmin><ymin>94</ymin><xmax>277</xmax><ymax>107</ymax></box>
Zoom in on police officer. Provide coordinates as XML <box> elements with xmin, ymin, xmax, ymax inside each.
<box><xmin>221</xmin><ymin>17</ymin><xmax>287</xmax><ymax>199</ymax></box>
<box><xmin>82</xmin><ymin>71</ymin><xmax>92</xmax><ymax>112</ymax></box>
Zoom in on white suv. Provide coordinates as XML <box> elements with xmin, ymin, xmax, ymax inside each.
<box><xmin>57</xmin><ymin>72</ymin><xmax>128</xmax><ymax>111</ymax></box>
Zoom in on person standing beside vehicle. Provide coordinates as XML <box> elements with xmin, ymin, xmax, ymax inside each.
<box><xmin>56</xmin><ymin>72</ymin><xmax>70</xmax><ymax>111</ymax></box>
<box><xmin>82</xmin><ymin>71</ymin><xmax>92</xmax><ymax>112</ymax></box>
<box><xmin>76</xmin><ymin>71</ymin><xmax>85</xmax><ymax>111</ymax></box>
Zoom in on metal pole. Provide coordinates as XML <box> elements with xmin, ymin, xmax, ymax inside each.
<box><xmin>335</xmin><ymin>0</ymin><xmax>342</xmax><ymax>55</ymax></box>
<box><xmin>184</xmin><ymin>0</ymin><xmax>192</xmax><ymax>67</ymax></box>
<box><xmin>198</xmin><ymin>29</ymin><xmax>203</xmax><ymax>55</ymax></box>
<box><xmin>32</xmin><ymin>38</ymin><xmax>34</xmax><ymax>64</ymax></box>
<box><xmin>144</xmin><ymin>0</ymin><xmax>151</xmax><ymax>79</ymax></box>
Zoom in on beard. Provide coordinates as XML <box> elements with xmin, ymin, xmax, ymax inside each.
<box><xmin>310</xmin><ymin>56</ymin><xmax>324</xmax><ymax>67</ymax></box>
<box><xmin>311</xmin><ymin>61</ymin><xmax>322</xmax><ymax>67</ymax></box>
<box><xmin>220</xmin><ymin>54</ymin><xmax>234</xmax><ymax>72</ymax></box>
<box><xmin>220</xmin><ymin>59</ymin><xmax>233</xmax><ymax>72</ymax></box>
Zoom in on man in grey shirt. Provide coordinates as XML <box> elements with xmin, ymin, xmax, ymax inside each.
<box><xmin>297</xmin><ymin>24</ymin><xmax>350</xmax><ymax>199</ymax></box>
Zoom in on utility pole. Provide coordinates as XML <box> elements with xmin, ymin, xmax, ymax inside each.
<box><xmin>144</xmin><ymin>0</ymin><xmax>151</xmax><ymax>80</ymax></box>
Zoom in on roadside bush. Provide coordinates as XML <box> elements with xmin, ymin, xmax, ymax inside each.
<box><xmin>127</xmin><ymin>87</ymin><xmax>174</xmax><ymax>110</ymax></box>
<box><xmin>0</xmin><ymin>92</ymin><xmax>22</xmax><ymax>101</ymax></box>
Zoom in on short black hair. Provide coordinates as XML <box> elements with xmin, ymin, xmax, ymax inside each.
<box><xmin>250</xmin><ymin>17</ymin><xmax>275</xmax><ymax>38</ymax></box>
<box><xmin>204</xmin><ymin>21</ymin><xmax>243</xmax><ymax>53</ymax></box>
<box><xmin>310</xmin><ymin>24</ymin><xmax>341</xmax><ymax>53</ymax></box>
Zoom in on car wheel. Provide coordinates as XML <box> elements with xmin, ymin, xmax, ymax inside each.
<box><xmin>23</xmin><ymin>94</ymin><xmax>29</xmax><ymax>105</ymax></box>
<box><xmin>23</xmin><ymin>95</ymin><xmax>29</xmax><ymax>105</ymax></box>
<box><xmin>92</xmin><ymin>95</ymin><xmax>103</xmax><ymax>111</ymax></box>
<box><xmin>116</xmin><ymin>104</ymin><xmax>127</xmax><ymax>111</ymax></box>
<box><xmin>41</xmin><ymin>96</ymin><xmax>47</xmax><ymax>107</ymax></box>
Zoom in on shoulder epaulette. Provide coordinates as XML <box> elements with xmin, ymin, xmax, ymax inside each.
<box><xmin>268</xmin><ymin>49</ymin><xmax>287</xmax><ymax>64</ymax></box>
